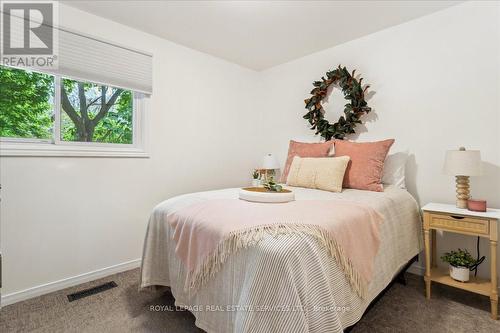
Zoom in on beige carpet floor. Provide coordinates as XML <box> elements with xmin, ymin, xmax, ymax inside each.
<box><xmin>1</xmin><ymin>268</ymin><xmax>499</xmax><ymax>332</ymax></box>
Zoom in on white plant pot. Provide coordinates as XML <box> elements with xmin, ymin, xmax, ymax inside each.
<box><xmin>251</xmin><ymin>179</ymin><xmax>261</xmax><ymax>187</ymax></box>
<box><xmin>449</xmin><ymin>265</ymin><xmax>470</xmax><ymax>282</ymax></box>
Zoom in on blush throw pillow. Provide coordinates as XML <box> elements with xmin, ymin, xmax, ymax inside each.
<box><xmin>286</xmin><ymin>156</ymin><xmax>350</xmax><ymax>193</ymax></box>
<box><xmin>281</xmin><ymin>140</ymin><xmax>334</xmax><ymax>182</ymax></box>
<box><xmin>334</xmin><ymin>139</ymin><xmax>395</xmax><ymax>192</ymax></box>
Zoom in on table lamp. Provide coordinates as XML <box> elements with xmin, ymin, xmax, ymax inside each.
<box><xmin>261</xmin><ymin>153</ymin><xmax>280</xmax><ymax>181</ymax></box>
<box><xmin>443</xmin><ymin>147</ymin><xmax>482</xmax><ymax>208</ymax></box>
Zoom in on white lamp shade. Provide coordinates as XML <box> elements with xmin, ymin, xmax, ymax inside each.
<box><xmin>443</xmin><ymin>148</ymin><xmax>482</xmax><ymax>176</ymax></box>
<box><xmin>261</xmin><ymin>153</ymin><xmax>280</xmax><ymax>170</ymax></box>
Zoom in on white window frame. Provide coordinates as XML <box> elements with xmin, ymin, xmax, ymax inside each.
<box><xmin>0</xmin><ymin>69</ymin><xmax>149</xmax><ymax>158</ymax></box>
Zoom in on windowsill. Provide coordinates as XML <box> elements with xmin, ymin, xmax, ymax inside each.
<box><xmin>0</xmin><ymin>142</ymin><xmax>149</xmax><ymax>158</ymax></box>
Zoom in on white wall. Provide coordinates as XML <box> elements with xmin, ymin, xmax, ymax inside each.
<box><xmin>259</xmin><ymin>1</ymin><xmax>500</xmax><ymax>278</ymax></box>
<box><xmin>0</xmin><ymin>4</ymin><xmax>264</xmax><ymax>300</ymax></box>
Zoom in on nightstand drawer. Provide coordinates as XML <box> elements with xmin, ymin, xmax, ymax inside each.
<box><xmin>429</xmin><ymin>213</ymin><xmax>489</xmax><ymax>235</ymax></box>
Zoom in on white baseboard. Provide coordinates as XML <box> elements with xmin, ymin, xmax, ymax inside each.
<box><xmin>1</xmin><ymin>258</ymin><xmax>141</xmax><ymax>307</ymax></box>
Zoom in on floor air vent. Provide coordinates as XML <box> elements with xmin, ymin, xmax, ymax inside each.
<box><xmin>67</xmin><ymin>281</ymin><xmax>117</xmax><ymax>302</ymax></box>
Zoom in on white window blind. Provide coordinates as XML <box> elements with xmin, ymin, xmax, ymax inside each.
<box><xmin>57</xmin><ymin>28</ymin><xmax>153</xmax><ymax>94</ymax></box>
<box><xmin>2</xmin><ymin>12</ymin><xmax>153</xmax><ymax>94</ymax></box>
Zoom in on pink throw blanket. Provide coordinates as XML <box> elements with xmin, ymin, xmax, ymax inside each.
<box><xmin>168</xmin><ymin>199</ymin><xmax>383</xmax><ymax>298</ymax></box>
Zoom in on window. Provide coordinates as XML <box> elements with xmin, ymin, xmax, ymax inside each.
<box><xmin>0</xmin><ymin>66</ymin><xmax>147</xmax><ymax>157</ymax></box>
<box><xmin>60</xmin><ymin>78</ymin><xmax>133</xmax><ymax>144</ymax></box>
<box><xmin>0</xmin><ymin>67</ymin><xmax>54</xmax><ymax>140</ymax></box>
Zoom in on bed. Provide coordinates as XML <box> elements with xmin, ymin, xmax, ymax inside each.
<box><xmin>140</xmin><ymin>185</ymin><xmax>422</xmax><ymax>332</ymax></box>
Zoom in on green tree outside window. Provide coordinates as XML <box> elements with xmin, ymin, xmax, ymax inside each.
<box><xmin>0</xmin><ymin>66</ymin><xmax>53</xmax><ymax>139</ymax></box>
<box><xmin>0</xmin><ymin>66</ymin><xmax>133</xmax><ymax>144</ymax></box>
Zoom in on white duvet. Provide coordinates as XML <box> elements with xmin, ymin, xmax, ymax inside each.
<box><xmin>140</xmin><ymin>185</ymin><xmax>422</xmax><ymax>333</ymax></box>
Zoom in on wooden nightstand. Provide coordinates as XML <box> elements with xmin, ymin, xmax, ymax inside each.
<box><xmin>422</xmin><ymin>203</ymin><xmax>500</xmax><ymax>320</ymax></box>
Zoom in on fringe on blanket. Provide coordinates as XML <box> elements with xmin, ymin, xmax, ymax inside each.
<box><xmin>185</xmin><ymin>224</ymin><xmax>368</xmax><ymax>299</ymax></box>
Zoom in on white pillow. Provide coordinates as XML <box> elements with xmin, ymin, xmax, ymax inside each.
<box><xmin>382</xmin><ymin>151</ymin><xmax>408</xmax><ymax>189</ymax></box>
<box><xmin>286</xmin><ymin>156</ymin><xmax>350</xmax><ymax>193</ymax></box>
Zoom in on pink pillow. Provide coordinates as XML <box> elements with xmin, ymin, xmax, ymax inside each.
<box><xmin>334</xmin><ymin>139</ymin><xmax>395</xmax><ymax>192</ymax></box>
<box><xmin>281</xmin><ymin>140</ymin><xmax>333</xmax><ymax>182</ymax></box>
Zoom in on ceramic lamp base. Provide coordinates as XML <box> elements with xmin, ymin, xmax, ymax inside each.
<box><xmin>455</xmin><ymin>175</ymin><xmax>470</xmax><ymax>209</ymax></box>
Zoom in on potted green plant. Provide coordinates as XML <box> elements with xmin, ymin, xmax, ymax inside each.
<box><xmin>440</xmin><ymin>249</ymin><xmax>477</xmax><ymax>282</ymax></box>
<box><xmin>252</xmin><ymin>170</ymin><xmax>261</xmax><ymax>187</ymax></box>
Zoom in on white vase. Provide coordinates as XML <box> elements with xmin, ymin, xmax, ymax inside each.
<box><xmin>252</xmin><ymin>179</ymin><xmax>261</xmax><ymax>187</ymax></box>
<box><xmin>449</xmin><ymin>265</ymin><xmax>470</xmax><ymax>282</ymax></box>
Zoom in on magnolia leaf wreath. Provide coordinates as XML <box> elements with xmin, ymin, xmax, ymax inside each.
<box><xmin>303</xmin><ymin>65</ymin><xmax>371</xmax><ymax>140</ymax></box>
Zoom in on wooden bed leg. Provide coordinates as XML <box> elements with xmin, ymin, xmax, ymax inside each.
<box><xmin>396</xmin><ymin>272</ymin><xmax>407</xmax><ymax>285</ymax></box>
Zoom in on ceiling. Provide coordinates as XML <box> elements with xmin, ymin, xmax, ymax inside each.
<box><xmin>64</xmin><ymin>1</ymin><xmax>461</xmax><ymax>71</ymax></box>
